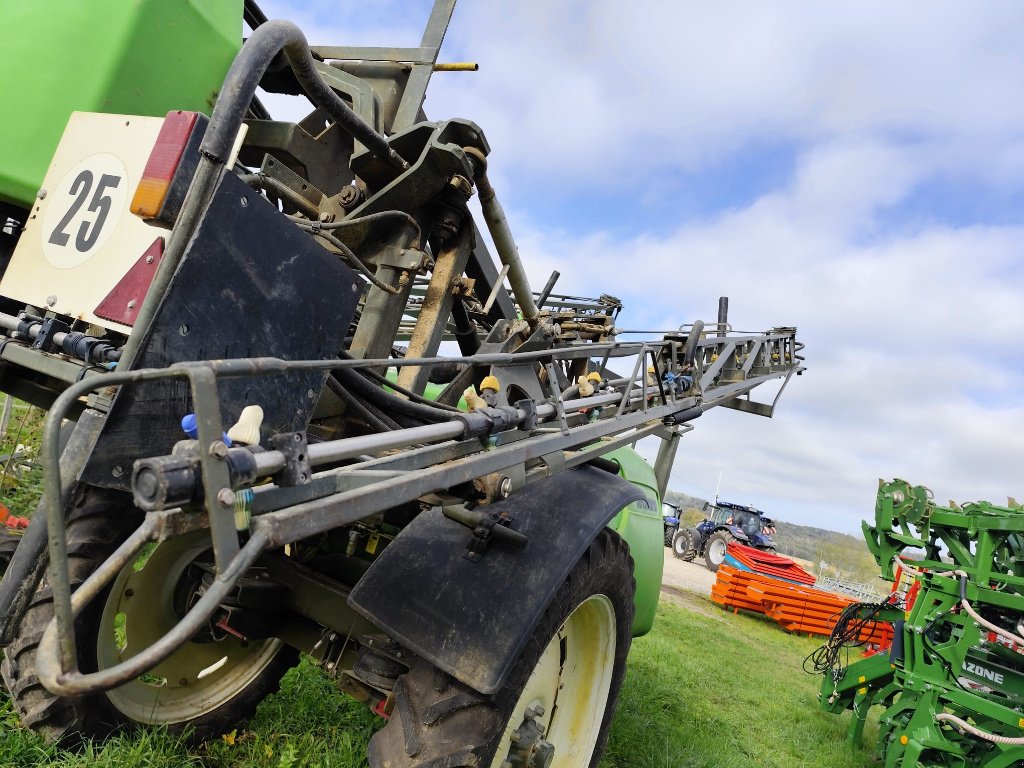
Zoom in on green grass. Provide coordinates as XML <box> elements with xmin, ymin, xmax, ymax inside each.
<box><xmin>0</xmin><ymin>592</ymin><xmax>877</xmax><ymax>768</ymax></box>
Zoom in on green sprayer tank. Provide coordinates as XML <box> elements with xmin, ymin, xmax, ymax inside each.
<box><xmin>0</xmin><ymin>1</ymin><xmax>242</xmax><ymax>208</ymax></box>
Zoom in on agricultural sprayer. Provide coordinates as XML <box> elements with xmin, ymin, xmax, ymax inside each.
<box><xmin>0</xmin><ymin>2</ymin><xmax>804</xmax><ymax>764</ymax></box>
<box><xmin>820</xmin><ymin>480</ymin><xmax>1024</xmax><ymax>768</ymax></box>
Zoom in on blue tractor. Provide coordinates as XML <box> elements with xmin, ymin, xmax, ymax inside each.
<box><xmin>671</xmin><ymin>500</ymin><xmax>777</xmax><ymax>572</ymax></box>
<box><xmin>662</xmin><ymin>501</ymin><xmax>682</xmax><ymax>546</ymax></box>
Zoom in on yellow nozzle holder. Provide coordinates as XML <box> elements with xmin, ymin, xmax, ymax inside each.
<box><xmin>480</xmin><ymin>375</ymin><xmax>500</xmax><ymax>392</ymax></box>
<box><xmin>646</xmin><ymin>366</ymin><xmax>655</xmax><ymax>374</ymax></box>
<box><xmin>586</xmin><ymin>372</ymin><xmax>602</xmax><ymax>384</ymax></box>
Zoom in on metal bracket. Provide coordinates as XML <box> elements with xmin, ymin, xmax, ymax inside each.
<box><xmin>271</xmin><ymin>431</ymin><xmax>312</xmax><ymax>487</ymax></box>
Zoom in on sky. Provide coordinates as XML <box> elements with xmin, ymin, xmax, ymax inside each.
<box><xmin>259</xmin><ymin>0</ymin><xmax>1024</xmax><ymax>534</ymax></box>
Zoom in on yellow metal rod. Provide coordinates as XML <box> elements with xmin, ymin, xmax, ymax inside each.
<box><xmin>433</xmin><ymin>62</ymin><xmax>479</xmax><ymax>71</ymax></box>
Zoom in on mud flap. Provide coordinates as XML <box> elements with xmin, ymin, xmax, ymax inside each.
<box><xmin>347</xmin><ymin>465</ymin><xmax>643</xmax><ymax>695</ymax></box>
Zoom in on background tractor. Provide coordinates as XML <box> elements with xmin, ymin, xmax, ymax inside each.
<box><xmin>673</xmin><ymin>499</ymin><xmax>778</xmax><ymax>571</ymax></box>
<box><xmin>0</xmin><ymin>1</ymin><xmax>803</xmax><ymax>764</ymax></box>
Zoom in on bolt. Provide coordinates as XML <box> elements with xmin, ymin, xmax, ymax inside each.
<box><xmin>319</xmin><ymin>211</ymin><xmax>335</xmax><ymax>223</ymax></box>
<box><xmin>449</xmin><ymin>174</ymin><xmax>473</xmax><ymax>196</ymax></box>
<box><xmin>111</xmin><ymin>464</ymin><xmax>125</xmax><ymax>478</ymax></box>
<box><xmin>127</xmin><ymin>300</ymin><xmax>136</xmax><ymax>310</ymax></box>
<box><xmin>307</xmin><ymin>388</ymin><xmax>316</xmax><ymax>398</ymax></box>
<box><xmin>217</xmin><ymin>488</ymin><xmax>236</xmax><ymax>507</ymax></box>
<box><xmin>209</xmin><ymin>441</ymin><xmax>229</xmax><ymax>459</ymax></box>
<box><xmin>146</xmin><ymin>254</ymin><xmax>155</xmax><ymax>264</ymax></box>
<box><xmin>45</xmin><ymin>295</ymin><xmax>57</xmax><ymax>307</ymax></box>
<box><xmin>37</xmin><ymin>189</ymin><xmax>47</xmax><ymax>200</ymax></box>
<box><xmin>499</xmin><ymin>476</ymin><xmax>512</xmax><ymax>498</ymax></box>
<box><xmin>510</xmin><ymin>730</ymin><xmax>522</xmax><ymax>743</ymax></box>
<box><xmin>124</xmin><ymin>588</ymin><xmax>134</xmax><ymax>598</ymax></box>
<box><xmin>528</xmin><ymin>704</ymin><xmax>545</xmax><ymax>718</ymax></box>
<box><xmin>240</xmin><ymin>195</ymin><xmax>249</xmax><ymax>207</ymax></box>
<box><xmin>531</xmin><ymin>740</ymin><xmax>555</xmax><ymax>768</ymax></box>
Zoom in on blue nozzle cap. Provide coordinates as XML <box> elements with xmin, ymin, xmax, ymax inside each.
<box><xmin>179</xmin><ymin>414</ymin><xmax>232</xmax><ymax>446</ymax></box>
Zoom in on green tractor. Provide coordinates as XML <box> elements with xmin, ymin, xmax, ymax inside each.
<box><xmin>0</xmin><ymin>2</ymin><xmax>804</xmax><ymax>764</ymax></box>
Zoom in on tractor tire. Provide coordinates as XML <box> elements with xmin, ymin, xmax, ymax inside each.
<box><xmin>0</xmin><ymin>528</ymin><xmax>20</xmax><ymax>578</ymax></box>
<box><xmin>703</xmin><ymin>530</ymin><xmax>735</xmax><ymax>572</ymax></box>
<box><xmin>760</xmin><ymin>547</ymin><xmax>777</xmax><ymax>556</ymax></box>
<box><xmin>663</xmin><ymin>525</ymin><xmax>676</xmax><ymax>547</ymax></box>
<box><xmin>367</xmin><ymin>528</ymin><xmax>635</xmax><ymax>768</ymax></box>
<box><xmin>671</xmin><ymin>528</ymin><xmax>696</xmax><ymax>561</ymax></box>
<box><xmin>0</xmin><ymin>487</ymin><xmax>297</xmax><ymax>745</ymax></box>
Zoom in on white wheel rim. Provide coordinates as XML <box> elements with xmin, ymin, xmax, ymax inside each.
<box><xmin>490</xmin><ymin>594</ymin><xmax>616</xmax><ymax>768</ymax></box>
<box><xmin>708</xmin><ymin>538</ymin><xmax>727</xmax><ymax>563</ymax></box>
<box><xmin>97</xmin><ymin>531</ymin><xmax>283</xmax><ymax>724</ymax></box>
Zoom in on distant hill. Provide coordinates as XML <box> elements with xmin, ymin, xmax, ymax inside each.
<box><xmin>664</xmin><ymin>489</ymin><xmax>884</xmax><ymax>585</ymax></box>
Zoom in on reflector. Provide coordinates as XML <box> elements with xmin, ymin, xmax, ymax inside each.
<box><xmin>130</xmin><ymin>111</ymin><xmax>199</xmax><ymax>219</ymax></box>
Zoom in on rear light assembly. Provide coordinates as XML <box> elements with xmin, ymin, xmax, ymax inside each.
<box><xmin>130</xmin><ymin>110</ymin><xmax>209</xmax><ymax>225</ymax></box>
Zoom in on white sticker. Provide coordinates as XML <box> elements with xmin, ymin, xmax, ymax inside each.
<box><xmin>41</xmin><ymin>153</ymin><xmax>129</xmax><ymax>269</ymax></box>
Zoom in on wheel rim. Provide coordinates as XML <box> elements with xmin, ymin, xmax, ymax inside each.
<box><xmin>707</xmin><ymin>537</ymin><xmax>727</xmax><ymax>564</ymax></box>
<box><xmin>490</xmin><ymin>594</ymin><xmax>616</xmax><ymax>768</ymax></box>
<box><xmin>97</xmin><ymin>531</ymin><xmax>284</xmax><ymax>725</ymax></box>
<box><xmin>672</xmin><ymin>533</ymin><xmax>687</xmax><ymax>556</ymax></box>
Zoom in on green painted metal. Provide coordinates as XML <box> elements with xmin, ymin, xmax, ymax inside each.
<box><xmin>605</xmin><ymin>446</ymin><xmax>663</xmax><ymax>637</ymax></box>
<box><xmin>0</xmin><ymin>1</ymin><xmax>241</xmax><ymax>207</ymax></box>
<box><xmin>822</xmin><ymin>479</ymin><xmax>1024</xmax><ymax>767</ymax></box>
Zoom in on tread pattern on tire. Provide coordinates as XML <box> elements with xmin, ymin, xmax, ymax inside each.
<box><xmin>367</xmin><ymin>528</ymin><xmax>635</xmax><ymax>768</ymax></box>
<box><xmin>0</xmin><ymin>488</ymin><xmax>297</xmax><ymax>745</ymax></box>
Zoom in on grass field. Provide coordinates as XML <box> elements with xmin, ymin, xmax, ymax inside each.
<box><xmin>0</xmin><ymin>587</ymin><xmax>878</xmax><ymax>768</ymax></box>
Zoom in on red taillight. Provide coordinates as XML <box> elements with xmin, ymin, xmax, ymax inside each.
<box><xmin>130</xmin><ymin>111</ymin><xmax>201</xmax><ymax>219</ymax></box>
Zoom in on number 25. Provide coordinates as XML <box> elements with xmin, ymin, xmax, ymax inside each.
<box><xmin>48</xmin><ymin>170</ymin><xmax>121</xmax><ymax>253</ymax></box>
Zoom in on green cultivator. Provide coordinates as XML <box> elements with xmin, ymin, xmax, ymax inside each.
<box><xmin>821</xmin><ymin>480</ymin><xmax>1024</xmax><ymax>768</ymax></box>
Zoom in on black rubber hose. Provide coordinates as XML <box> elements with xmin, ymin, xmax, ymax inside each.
<box><xmin>325</xmin><ymin>375</ymin><xmax>400</xmax><ymax>432</ymax></box>
<box><xmin>201</xmin><ymin>20</ymin><xmax>407</xmax><ymax>171</ymax></box>
<box><xmin>683</xmin><ymin>320</ymin><xmax>705</xmax><ymax>367</ymax></box>
<box><xmin>359</xmin><ymin>367</ymin><xmax>461</xmax><ymax>412</ymax></box>
<box><xmin>332</xmin><ymin>366</ymin><xmax>453</xmax><ymax>424</ymax></box>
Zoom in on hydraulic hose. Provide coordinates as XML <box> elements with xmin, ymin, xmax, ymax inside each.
<box><xmin>359</xmin><ymin>366</ymin><xmax>462</xmax><ymax>412</ymax></box>
<box><xmin>952</xmin><ymin>570</ymin><xmax>1024</xmax><ymax>646</ymax></box>
<box><xmin>325</xmin><ymin>375</ymin><xmax>400</xmax><ymax>432</ymax></box>
<box><xmin>331</xmin><ymin>366</ymin><xmax>452</xmax><ymax>424</ymax></box>
<box><xmin>935</xmin><ymin>713</ymin><xmax>1024</xmax><ymax>745</ymax></box>
<box><xmin>201</xmin><ymin>20</ymin><xmax>407</xmax><ymax>171</ymax></box>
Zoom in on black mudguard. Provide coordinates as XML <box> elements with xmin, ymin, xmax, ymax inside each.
<box><xmin>347</xmin><ymin>465</ymin><xmax>643</xmax><ymax>695</ymax></box>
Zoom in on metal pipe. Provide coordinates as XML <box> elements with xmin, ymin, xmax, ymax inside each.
<box><xmin>717</xmin><ymin>296</ymin><xmax>729</xmax><ymax>336</ymax></box>
<box><xmin>462</xmin><ymin>146</ymin><xmax>539</xmax><ymax>325</ymax></box>
<box><xmin>0</xmin><ymin>312</ymin><xmax>120</xmax><ymax>363</ymax></box>
<box><xmin>432</xmin><ymin>62</ymin><xmax>478</xmax><ymax>71</ymax></box>
<box><xmin>38</xmin><ymin>527</ymin><xmax>269</xmax><ymax>696</ymax></box>
<box><xmin>536</xmin><ymin>270</ymin><xmax>560</xmax><ymax>307</ymax></box>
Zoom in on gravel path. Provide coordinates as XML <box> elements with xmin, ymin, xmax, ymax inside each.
<box><xmin>660</xmin><ymin>546</ymin><xmax>717</xmax><ymax>594</ymax></box>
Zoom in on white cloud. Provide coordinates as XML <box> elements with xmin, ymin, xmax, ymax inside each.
<box><xmin>259</xmin><ymin>1</ymin><xmax>1024</xmax><ymax>532</ymax></box>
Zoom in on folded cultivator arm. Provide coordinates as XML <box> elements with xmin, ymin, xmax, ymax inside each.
<box><xmin>822</xmin><ymin>480</ymin><xmax>1024</xmax><ymax>768</ymax></box>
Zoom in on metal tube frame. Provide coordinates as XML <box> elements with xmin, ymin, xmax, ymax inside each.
<box><xmin>35</xmin><ymin>328</ymin><xmax>801</xmax><ymax>696</ymax></box>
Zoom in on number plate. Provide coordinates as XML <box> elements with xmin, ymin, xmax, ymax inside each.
<box><xmin>1</xmin><ymin>112</ymin><xmax>166</xmax><ymax>333</ymax></box>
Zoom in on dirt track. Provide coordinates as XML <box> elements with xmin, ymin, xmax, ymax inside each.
<box><xmin>660</xmin><ymin>546</ymin><xmax>716</xmax><ymax>595</ymax></box>
<box><xmin>657</xmin><ymin>546</ymin><xmax>731</xmax><ymax>619</ymax></box>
